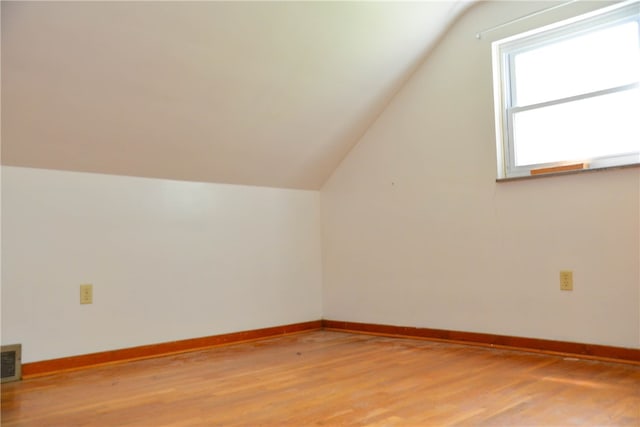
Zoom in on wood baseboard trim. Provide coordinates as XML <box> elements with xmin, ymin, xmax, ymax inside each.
<box><xmin>322</xmin><ymin>320</ymin><xmax>640</xmax><ymax>365</ymax></box>
<box><xmin>22</xmin><ymin>319</ymin><xmax>639</xmax><ymax>378</ymax></box>
<box><xmin>22</xmin><ymin>320</ymin><xmax>322</xmax><ymax>378</ymax></box>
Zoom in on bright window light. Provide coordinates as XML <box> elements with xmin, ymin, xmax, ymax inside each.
<box><xmin>513</xmin><ymin>88</ymin><xmax>640</xmax><ymax>166</ymax></box>
<box><xmin>492</xmin><ymin>1</ymin><xmax>640</xmax><ymax>178</ymax></box>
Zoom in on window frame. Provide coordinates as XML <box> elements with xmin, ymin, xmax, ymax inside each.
<box><xmin>492</xmin><ymin>0</ymin><xmax>640</xmax><ymax>179</ymax></box>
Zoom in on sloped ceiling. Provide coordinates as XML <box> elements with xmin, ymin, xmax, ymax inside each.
<box><xmin>2</xmin><ymin>1</ymin><xmax>471</xmax><ymax>190</ymax></box>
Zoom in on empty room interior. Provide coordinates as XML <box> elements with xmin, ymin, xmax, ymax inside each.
<box><xmin>1</xmin><ymin>0</ymin><xmax>639</xmax><ymax>425</ymax></box>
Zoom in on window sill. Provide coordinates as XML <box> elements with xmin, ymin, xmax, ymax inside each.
<box><xmin>496</xmin><ymin>163</ymin><xmax>640</xmax><ymax>183</ymax></box>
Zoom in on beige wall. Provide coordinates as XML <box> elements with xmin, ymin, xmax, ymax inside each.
<box><xmin>321</xmin><ymin>1</ymin><xmax>640</xmax><ymax>348</ymax></box>
<box><xmin>2</xmin><ymin>2</ymin><xmax>638</xmax><ymax>365</ymax></box>
<box><xmin>1</xmin><ymin>166</ymin><xmax>323</xmax><ymax>363</ymax></box>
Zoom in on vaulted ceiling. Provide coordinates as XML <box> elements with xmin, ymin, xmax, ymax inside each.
<box><xmin>2</xmin><ymin>1</ymin><xmax>471</xmax><ymax>189</ymax></box>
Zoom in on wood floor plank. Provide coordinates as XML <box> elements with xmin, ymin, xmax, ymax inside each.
<box><xmin>2</xmin><ymin>331</ymin><xmax>639</xmax><ymax>426</ymax></box>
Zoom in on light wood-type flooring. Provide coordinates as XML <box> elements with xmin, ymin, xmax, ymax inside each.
<box><xmin>2</xmin><ymin>330</ymin><xmax>639</xmax><ymax>426</ymax></box>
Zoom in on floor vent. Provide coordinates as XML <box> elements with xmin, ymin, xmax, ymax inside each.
<box><xmin>1</xmin><ymin>344</ymin><xmax>22</xmax><ymax>383</ymax></box>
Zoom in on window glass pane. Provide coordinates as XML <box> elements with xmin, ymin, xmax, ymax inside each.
<box><xmin>512</xmin><ymin>88</ymin><xmax>640</xmax><ymax>166</ymax></box>
<box><xmin>513</xmin><ymin>21</ymin><xmax>640</xmax><ymax>107</ymax></box>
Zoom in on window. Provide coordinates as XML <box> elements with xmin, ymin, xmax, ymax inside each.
<box><xmin>492</xmin><ymin>1</ymin><xmax>640</xmax><ymax>179</ymax></box>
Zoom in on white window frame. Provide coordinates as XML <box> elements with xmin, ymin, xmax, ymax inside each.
<box><xmin>492</xmin><ymin>0</ymin><xmax>640</xmax><ymax>179</ymax></box>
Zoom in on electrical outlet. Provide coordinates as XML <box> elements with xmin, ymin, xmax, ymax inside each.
<box><xmin>80</xmin><ymin>284</ymin><xmax>93</xmax><ymax>304</ymax></box>
<box><xmin>560</xmin><ymin>271</ymin><xmax>573</xmax><ymax>291</ymax></box>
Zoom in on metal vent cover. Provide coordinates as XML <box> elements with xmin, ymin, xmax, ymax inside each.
<box><xmin>1</xmin><ymin>344</ymin><xmax>22</xmax><ymax>383</ymax></box>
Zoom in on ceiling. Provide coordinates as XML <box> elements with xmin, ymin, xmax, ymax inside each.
<box><xmin>2</xmin><ymin>1</ymin><xmax>471</xmax><ymax>190</ymax></box>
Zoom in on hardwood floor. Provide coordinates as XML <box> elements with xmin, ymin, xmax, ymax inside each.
<box><xmin>2</xmin><ymin>331</ymin><xmax>639</xmax><ymax>426</ymax></box>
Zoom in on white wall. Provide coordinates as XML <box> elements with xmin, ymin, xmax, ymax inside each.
<box><xmin>1</xmin><ymin>166</ymin><xmax>323</xmax><ymax>363</ymax></box>
<box><xmin>321</xmin><ymin>1</ymin><xmax>640</xmax><ymax>348</ymax></box>
<box><xmin>3</xmin><ymin>2</ymin><xmax>638</xmax><ymax>365</ymax></box>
